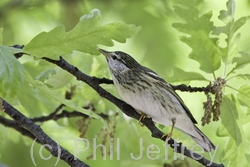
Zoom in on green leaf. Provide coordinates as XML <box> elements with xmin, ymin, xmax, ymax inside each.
<box><xmin>17</xmin><ymin>83</ymin><xmax>59</xmax><ymax>117</ymax></box>
<box><xmin>44</xmin><ymin>67</ymin><xmax>73</xmax><ymax>89</ymax></box>
<box><xmin>216</xmin><ymin>124</ymin><xmax>228</xmax><ymax>137</ymax></box>
<box><xmin>212</xmin><ymin>0</ymin><xmax>250</xmax><ymax>64</ymax></box>
<box><xmin>232</xmin><ymin>52</ymin><xmax>250</xmax><ymax>70</ymax></box>
<box><xmin>172</xmin><ymin>0</ymin><xmax>221</xmax><ymax>74</ymax></box>
<box><xmin>234</xmin><ymin>74</ymin><xmax>250</xmax><ymax>80</ymax></box>
<box><xmin>219</xmin><ymin>94</ymin><xmax>250</xmax><ymax>167</ymax></box>
<box><xmin>36</xmin><ymin>69</ymin><xmax>56</xmax><ymax>82</ymax></box>
<box><xmin>0</xmin><ymin>28</ymin><xmax>3</xmax><ymax>45</ymax></box>
<box><xmin>0</xmin><ymin>46</ymin><xmax>25</xmax><ymax>99</ymax></box>
<box><xmin>23</xmin><ymin>71</ymin><xmax>107</xmax><ymax>127</ymax></box>
<box><xmin>220</xmin><ymin>137</ymin><xmax>249</xmax><ymax>167</ymax></box>
<box><xmin>24</xmin><ymin>9</ymin><xmax>141</xmax><ymax>59</ymax></box>
<box><xmin>218</xmin><ymin>0</ymin><xmax>235</xmax><ymax>24</ymax></box>
<box><xmin>237</xmin><ymin>84</ymin><xmax>250</xmax><ymax>108</ymax></box>
<box><xmin>165</xmin><ymin>67</ymin><xmax>207</xmax><ymax>83</ymax></box>
<box><xmin>219</xmin><ymin>95</ymin><xmax>241</xmax><ymax>144</ymax></box>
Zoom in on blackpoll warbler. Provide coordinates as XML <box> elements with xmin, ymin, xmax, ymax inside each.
<box><xmin>99</xmin><ymin>49</ymin><xmax>215</xmax><ymax>152</ymax></box>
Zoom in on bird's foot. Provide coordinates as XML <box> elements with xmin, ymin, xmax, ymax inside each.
<box><xmin>161</xmin><ymin>118</ymin><xmax>176</xmax><ymax>140</ymax></box>
<box><xmin>138</xmin><ymin>112</ymin><xmax>147</xmax><ymax>126</ymax></box>
<box><xmin>161</xmin><ymin>132</ymin><xmax>172</xmax><ymax>140</ymax></box>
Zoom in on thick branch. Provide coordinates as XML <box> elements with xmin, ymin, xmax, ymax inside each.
<box><xmin>42</xmin><ymin>57</ymin><xmax>224</xmax><ymax>167</ymax></box>
<box><xmin>0</xmin><ymin>98</ymin><xmax>89</xmax><ymax>167</ymax></box>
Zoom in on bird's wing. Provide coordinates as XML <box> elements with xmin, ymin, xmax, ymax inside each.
<box><xmin>142</xmin><ymin>69</ymin><xmax>197</xmax><ymax>124</ymax></box>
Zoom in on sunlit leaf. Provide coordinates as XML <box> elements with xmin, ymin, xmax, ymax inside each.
<box><xmin>24</xmin><ymin>9</ymin><xmax>141</xmax><ymax>59</ymax></box>
<box><xmin>90</xmin><ymin>57</ymin><xmax>101</xmax><ymax>76</ymax></box>
<box><xmin>219</xmin><ymin>93</ymin><xmax>250</xmax><ymax>167</ymax></box>
<box><xmin>165</xmin><ymin>67</ymin><xmax>207</xmax><ymax>83</ymax></box>
<box><xmin>232</xmin><ymin>52</ymin><xmax>250</xmax><ymax>70</ymax></box>
<box><xmin>0</xmin><ymin>46</ymin><xmax>25</xmax><ymax>99</ymax></box>
<box><xmin>44</xmin><ymin>67</ymin><xmax>73</xmax><ymax>89</ymax></box>
<box><xmin>23</xmin><ymin>71</ymin><xmax>107</xmax><ymax>127</ymax></box>
<box><xmin>216</xmin><ymin>124</ymin><xmax>228</xmax><ymax>137</ymax></box>
<box><xmin>221</xmin><ymin>137</ymin><xmax>249</xmax><ymax>167</ymax></box>
<box><xmin>218</xmin><ymin>0</ymin><xmax>235</xmax><ymax>24</ymax></box>
<box><xmin>237</xmin><ymin>84</ymin><xmax>250</xmax><ymax>108</ymax></box>
<box><xmin>172</xmin><ymin>0</ymin><xmax>221</xmax><ymax>74</ymax></box>
<box><xmin>17</xmin><ymin>83</ymin><xmax>59</xmax><ymax>117</ymax></box>
<box><xmin>36</xmin><ymin>69</ymin><xmax>56</xmax><ymax>82</ymax></box>
<box><xmin>212</xmin><ymin>0</ymin><xmax>250</xmax><ymax>64</ymax></box>
<box><xmin>22</xmin><ymin>59</ymin><xmax>55</xmax><ymax>78</ymax></box>
<box><xmin>234</xmin><ymin>74</ymin><xmax>250</xmax><ymax>80</ymax></box>
<box><xmin>219</xmin><ymin>95</ymin><xmax>241</xmax><ymax>144</ymax></box>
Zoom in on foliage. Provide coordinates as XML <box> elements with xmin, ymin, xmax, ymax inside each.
<box><xmin>0</xmin><ymin>0</ymin><xmax>250</xmax><ymax>167</ymax></box>
<box><xmin>24</xmin><ymin>9</ymin><xmax>140</xmax><ymax>59</ymax></box>
<box><xmin>0</xmin><ymin>9</ymin><xmax>140</xmax><ymax>121</ymax></box>
<box><xmin>171</xmin><ymin>0</ymin><xmax>250</xmax><ymax>166</ymax></box>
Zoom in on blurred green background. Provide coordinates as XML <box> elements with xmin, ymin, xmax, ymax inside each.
<box><xmin>0</xmin><ymin>0</ymin><xmax>250</xmax><ymax>167</ymax></box>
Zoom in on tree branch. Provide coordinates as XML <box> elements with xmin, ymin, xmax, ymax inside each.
<box><xmin>90</xmin><ymin>77</ymin><xmax>212</xmax><ymax>93</ymax></box>
<box><xmin>0</xmin><ymin>116</ymin><xmax>39</xmax><ymax>142</ymax></box>
<box><xmin>0</xmin><ymin>98</ymin><xmax>89</xmax><ymax>167</ymax></box>
<box><xmin>42</xmin><ymin>56</ymin><xmax>224</xmax><ymax>167</ymax></box>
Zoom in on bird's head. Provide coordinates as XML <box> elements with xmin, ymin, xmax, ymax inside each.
<box><xmin>98</xmin><ymin>48</ymin><xmax>141</xmax><ymax>72</ymax></box>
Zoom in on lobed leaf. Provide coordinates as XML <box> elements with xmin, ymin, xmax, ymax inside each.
<box><xmin>237</xmin><ymin>84</ymin><xmax>250</xmax><ymax>108</ymax></box>
<box><xmin>218</xmin><ymin>93</ymin><xmax>250</xmax><ymax>165</ymax></box>
<box><xmin>165</xmin><ymin>67</ymin><xmax>207</xmax><ymax>83</ymax></box>
<box><xmin>44</xmin><ymin>67</ymin><xmax>73</xmax><ymax>89</ymax></box>
<box><xmin>16</xmin><ymin>83</ymin><xmax>59</xmax><ymax>117</ymax></box>
<box><xmin>0</xmin><ymin>46</ymin><xmax>25</xmax><ymax>99</ymax></box>
<box><xmin>220</xmin><ymin>137</ymin><xmax>249</xmax><ymax>167</ymax></box>
<box><xmin>232</xmin><ymin>52</ymin><xmax>250</xmax><ymax>70</ymax></box>
<box><xmin>218</xmin><ymin>0</ymin><xmax>235</xmax><ymax>24</ymax></box>
<box><xmin>35</xmin><ymin>69</ymin><xmax>56</xmax><ymax>82</ymax></box>
<box><xmin>227</xmin><ymin>52</ymin><xmax>250</xmax><ymax>78</ymax></box>
<box><xmin>219</xmin><ymin>95</ymin><xmax>241</xmax><ymax>144</ymax></box>
<box><xmin>220</xmin><ymin>97</ymin><xmax>250</xmax><ymax>166</ymax></box>
<box><xmin>234</xmin><ymin>74</ymin><xmax>250</xmax><ymax>80</ymax></box>
<box><xmin>172</xmin><ymin>0</ymin><xmax>221</xmax><ymax>74</ymax></box>
<box><xmin>213</xmin><ymin>17</ymin><xmax>250</xmax><ymax>64</ymax></box>
<box><xmin>212</xmin><ymin>0</ymin><xmax>250</xmax><ymax>65</ymax></box>
<box><xmin>22</xmin><ymin>71</ymin><xmax>107</xmax><ymax>126</ymax></box>
<box><xmin>24</xmin><ymin>9</ymin><xmax>141</xmax><ymax>59</ymax></box>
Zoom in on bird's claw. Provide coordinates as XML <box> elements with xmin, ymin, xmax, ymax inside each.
<box><xmin>161</xmin><ymin>133</ymin><xmax>172</xmax><ymax>140</ymax></box>
<box><xmin>138</xmin><ymin>112</ymin><xmax>147</xmax><ymax>126</ymax></box>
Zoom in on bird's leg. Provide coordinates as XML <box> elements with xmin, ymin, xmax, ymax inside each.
<box><xmin>138</xmin><ymin>111</ymin><xmax>147</xmax><ymax>126</ymax></box>
<box><xmin>161</xmin><ymin>118</ymin><xmax>176</xmax><ymax>139</ymax></box>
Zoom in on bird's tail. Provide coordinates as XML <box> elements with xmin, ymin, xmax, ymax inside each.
<box><xmin>189</xmin><ymin>125</ymin><xmax>215</xmax><ymax>152</ymax></box>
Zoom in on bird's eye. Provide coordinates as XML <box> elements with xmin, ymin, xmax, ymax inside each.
<box><xmin>111</xmin><ymin>55</ymin><xmax>117</xmax><ymax>60</ymax></box>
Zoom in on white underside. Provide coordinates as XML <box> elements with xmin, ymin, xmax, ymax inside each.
<box><xmin>114</xmin><ymin>79</ymin><xmax>202</xmax><ymax>141</ymax></box>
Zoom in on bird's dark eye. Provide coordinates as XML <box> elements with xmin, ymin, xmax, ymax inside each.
<box><xmin>111</xmin><ymin>55</ymin><xmax>117</xmax><ymax>60</ymax></box>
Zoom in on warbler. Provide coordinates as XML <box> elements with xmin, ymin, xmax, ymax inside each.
<box><xmin>99</xmin><ymin>48</ymin><xmax>215</xmax><ymax>152</ymax></box>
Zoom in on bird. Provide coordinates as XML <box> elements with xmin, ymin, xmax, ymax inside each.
<box><xmin>99</xmin><ymin>48</ymin><xmax>215</xmax><ymax>152</ymax></box>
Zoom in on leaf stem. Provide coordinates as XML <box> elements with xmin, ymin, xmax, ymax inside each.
<box><xmin>225</xmin><ymin>84</ymin><xmax>239</xmax><ymax>93</ymax></box>
<box><xmin>212</xmin><ymin>71</ymin><xmax>216</xmax><ymax>80</ymax></box>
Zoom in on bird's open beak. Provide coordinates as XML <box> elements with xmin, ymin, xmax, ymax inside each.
<box><xmin>98</xmin><ymin>48</ymin><xmax>110</xmax><ymax>58</ymax></box>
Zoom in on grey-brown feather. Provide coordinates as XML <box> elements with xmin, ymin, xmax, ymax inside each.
<box><xmin>115</xmin><ymin>51</ymin><xmax>197</xmax><ymax>123</ymax></box>
<box><xmin>101</xmin><ymin>49</ymin><xmax>215</xmax><ymax>152</ymax></box>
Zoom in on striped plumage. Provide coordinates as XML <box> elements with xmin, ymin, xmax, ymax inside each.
<box><xmin>99</xmin><ymin>49</ymin><xmax>215</xmax><ymax>152</ymax></box>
